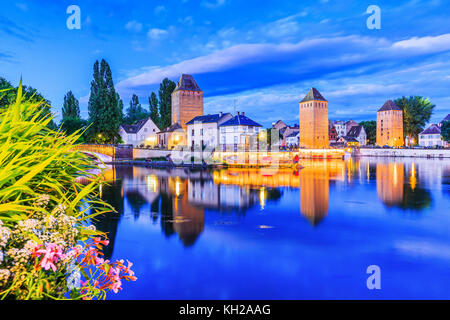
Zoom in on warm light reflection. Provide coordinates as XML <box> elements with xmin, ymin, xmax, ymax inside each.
<box><xmin>366</xmin><ymin>162</ymin><xmax>370</xmax><ymax>182</ymax></box>
<box><xmin>259</xmin><ymin>187</ymin><xmax>266</xmax><ymax>210</ymax></box>
<box><xmin>299</xmin><ymin>161</ymin><xmax>331</xmax><ymax>226</ymax></box>
<box><xmin>175</xmin><ymin>178</ymin><xmax>182</xmax><ymax>197</ymax></box>
<box><xmin>147</xmin><ymin>174</ymin><xmax>158</xmax><ymax>192</ymax></box>
<box><xmin>410</xmin><ymin>162</ymin><xmax>417</xmax><ymax>191</ymax></box>
<box><xmin>377</xmin><ymin>162</ymin><xmax>404</xmax><ymax>206</ymax></box>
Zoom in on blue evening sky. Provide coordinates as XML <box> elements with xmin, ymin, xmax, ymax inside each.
<box><xmin>1</xmin><ymin>0</ymin><xmax>450</xmax><ymax>127</ymax></box>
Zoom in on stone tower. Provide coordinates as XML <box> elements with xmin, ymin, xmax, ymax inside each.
<box><xmin>299</xmin><ymin>88</ymin><xmax>329</xmax><ymax>149</ymax></box>
<box><xmin>171</xmin><ymin>74</ymin><xmax>203</xmax><ymax>129</ymax></box>
<box><xmin>376</xmin><ymin>100</ymin><xmax>404</xmax><ymax>147</ymax></box>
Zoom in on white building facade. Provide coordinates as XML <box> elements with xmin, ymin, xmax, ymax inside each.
<box><xmin>347</xmin><ymin>125</ymin><xmax>367</xmax><ymax>146</ymax></box>
<box><xmin>119</xmin><ymin>117</ymin><xmax>160</xmax><ymax>147</ymax></box>
<box><xmin>186</xmin><ymin>113</ymin><xmax>233</xmax><ymax>150</ymax></box>
<box><xmin>219</xmin><ymin>112</ymin><xmax>262</xmax><ymax>151</ymax></box>
<box><xmin>332</xmin><ymin>120</ymin><xmax>346</xmax><ymax>137</ymax></box>
<box><xmin>419</xmin><ymin>124</ymin><xmax>444</xmax><ymax>147</ymax></box>
<box><xmin>286</xmin><ymin>132</ymin><xmax>300</xmax><ymax>147</ymax></box>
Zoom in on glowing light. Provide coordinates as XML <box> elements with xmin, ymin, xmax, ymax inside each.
<box><xmin>147</xmin><ymin>174</ymin><xmax>158</xmax><ymax>192</ymax></box>
<box><xmin>259</xmin><ymin>187</ymin><xmax>266</xmax><ymax>210</ymax></box>
<box><xmin>410</xmin><ymin>162</ymin><xmax>416</xmax><ymax>191</ymax></box>
<box><xmin>175</xmin><ymin>178</ymin><xmax>182</xmax><ymax>197</ymax></box>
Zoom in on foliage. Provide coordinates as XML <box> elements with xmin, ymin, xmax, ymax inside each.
<box><xmin>123</xmin><ymin>94</ymin><xmax>148</xmax><ymax>125</ymax></box>
<box><xmin>0</xmin><ymin>84</ymin><xmax>136</xmax><ymax>299</ymax></box>
<box><xmin>60</xmin><ymin>117</ymin><xmax>87</xmax><ymax>141</ymax></box>
<box><xmin>87</xmin><ymin>60</ymin><xmax>123</xmax><ymax>144</ymax></box>
<box><xmin>149</xmin><ymin>92</ymin><xmax>159</xmax><ymax>128</ymax></box>
<box><xmin>359</xmin><ymin>120</ymin><xmax>376</xmax><ymax>145</ymax></box>
<box><xmin>0</xmin><ymin>77</ymin><xmax>56</xmax><ymax>130</ymax></box>
<box><xmin>158</xmin><ymin>78</ymin><xmax>176</xmax><ymax>129</ymax></box>
<box><xmin>394</xmin><ymin>96</ymin><xmax>435</xmax><ymax>146</ymax></box>
<box><xmin>441</xmin><ymin>120</ymin><xmax>450</xmax><ymax>142</ymax></box>
<box><xmin>62</xmin><ymin>91</ymin><xmax>80</xmax><ymax>119</ymax></box>
<box><xmin>60</xmin><ymin>91</ymin><xmax>86</xmax><ymax>139</ymax></box>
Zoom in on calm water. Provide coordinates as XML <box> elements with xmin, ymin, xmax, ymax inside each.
<box><xmin>94</xmin><ymin>158</ymin><xmax>450</xmax><ymax>299</ymax></box>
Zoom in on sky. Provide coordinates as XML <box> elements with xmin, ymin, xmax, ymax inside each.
<box><xmin>1</xmin><ymin>0</ymin><xmax>450</xmax><ymax>127</ymax></box>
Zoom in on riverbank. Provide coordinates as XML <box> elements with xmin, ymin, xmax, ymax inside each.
<box><xmin>356</xmin><ymin>148</ymin><xmax>450</xmax><ymax>158</ymax></box>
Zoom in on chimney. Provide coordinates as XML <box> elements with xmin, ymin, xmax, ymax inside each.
<box><xmin>237</xmin><ymin>111</ymin><xmax>240</xmax><ymax>116</ymax></box>
<box><xmin>242</xmin><ymin>112</ymin><xmax>245</xmax><ymax>116</ymax></box>
<box><xmin>219</xmin><ymin>111</ymin><xmax>223</xmax><ymax>117</ymax></box>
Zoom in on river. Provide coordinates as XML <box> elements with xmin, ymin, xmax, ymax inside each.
<box><xmin>93</xmin><ymin>158</ymin><xmax>450</xmax><ymax>299</ymax></box>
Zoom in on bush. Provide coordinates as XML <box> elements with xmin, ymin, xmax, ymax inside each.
<box><xmin>0</xmin><ymin>84</ymin><xmax>136</xmax><ymax>300</ymax></box>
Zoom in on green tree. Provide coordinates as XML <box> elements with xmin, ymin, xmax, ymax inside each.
<box><xmin>0</xmin><ymin>77</ymin><xmax>56</xmax><ymax>129</ymax></box>
<box><xmin>441</xmin><ymin>121</ymin><xmax>450</xmax><ymax>142</ymax></box>
<box><xmin>158</xmin><ymin>78</ymin><xmax>176</xmax><ymax>129</ymax></box>
<box><xmin>87</xmin><ymin>59</ymin><xmax>123</xmax><ymax>144</ymax></box>
<box><xmin>394</xmin><ymin>96</ymin><xmax>435</xmax><ymax>146</ymax></box>
<box><xmin>62</xmin><ymin>91</ymin><xmax>80</xmax><ymax>118</ymax></box>
<box><xmin>60</xmin><ymin>91</ymin><xmax>86</xmax><ymax>139</ymax></box>
<box><xmin>149</xmin><ymin>92</ymin><xmax>160</xmax><ymax>127</ymax></box>
<box><xmin>124</xmin><ymin>94</ymin><xmax>148</xmax><ymax>124</ymax></box>
<box><xmin>359</xmin><ymin>120</ymin><xmax>377</xmax><ymax>145</ymax></box>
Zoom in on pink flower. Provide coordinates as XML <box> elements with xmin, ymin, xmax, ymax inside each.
<box><xmin>93</xmin><ymin>237</ymin><xmax>109</xmax><ymax>246</ymax></box>
<box><xmin>109</xmin><ymin>279</ymin><xmax>122</xmax><ymax>293</ymax></box>
<box><xmin>123</xmin><ymin>260</ymin><xmax>135</xmax><ymax>277</ymax></box>
<box><xmin>35</xmin><ymin>243</ymin><xmax>65</xmax><ymax>272</ymax></box>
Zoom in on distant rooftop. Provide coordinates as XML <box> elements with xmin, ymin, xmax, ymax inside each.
<box><xmin>174</xmin><ymin>74</ymin><xmax>202</xmax><ymax>92</ymax></box>
<box><xmin>300</xmin><ymin>88</ymin><xmax>327</xmax><ymax>103</ymax></box>
<box><xmin>347</xmin><ymin>125</ymin><xmax>364</xmax><ymax>138</ymax></box>
<box><xmin>220</xmin><ymin>114</ymin><xmax>262</xmax><ymax>127</ymax></box>
<box><xmin>158</xmin><ymin>122</ymin><xmax>182</xmax><ymax>133</ymax></box>
<box><xmin>420</xmin><ymin>124</ymin><xmax>441</xmax><ymax>135</ymax></box>
<box><xmin>186</xmin><ymin>113</ymin><xmax>231</xmax><ymax>125</ymax></box>
<box><xmin>121</xmin><ymin>117</ymin><xmax>158</xmax><ymax>134</ymax></box>
<box><xmin>378</xmin><ymin>100</ymin><xmax>402</xmax><ymax>112</ymax></box>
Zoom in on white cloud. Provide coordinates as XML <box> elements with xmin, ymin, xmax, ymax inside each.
<box><xmin>125</xmin><ymin>20</ymin><xmax>143</xmax><ymax>33</ymax></box>
<box><xmin>115</xmin><ymin>33</ymin><xmax>450</xmax><ymax>124</ymax></box>
<box><xmin>147</xmin><ymin>28</ymin><xmax>169</xmax><ymax>39</ymax></box>
<box><xmin>202</xmin><ymin>0</ymin><xmax>226</xmax><ymax>8</ymax></box>
<box><xmin>392</xmin><ymin>34</ymin><xmax>450</xmax><ymax>53</ymax></box>
<box><xmin>154</xmin><ymin>5</ymin><xmax>166</xmax><ymax>15</ymax></box>
<box><xmin>15</xmin><ymin>2</ymin><xmax>28</xmax><ymax>11</ymax></box>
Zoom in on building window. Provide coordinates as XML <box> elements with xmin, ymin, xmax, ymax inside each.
<box><xmin>234</xmin><ymin>136</ymin><xmax>238</xmax><ymax>144</ymax></box>
<box><xmin>200</xmin><ymin>129</ymin><xmax>203</xmax><ymax>136</ymax></box>
<box><xmin>191</xmin><ymin>129</ymin><xmax>194</xmax><ymax>136</ymax></box>
<box><xmin>234</xmin><ymin>126</ymin><xmax>238</xmax><ymax>132</ymax></box>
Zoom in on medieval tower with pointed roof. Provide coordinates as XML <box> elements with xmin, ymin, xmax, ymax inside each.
<box><xmin>376</xmin><ymin>100</ymin><xmax>404</xmax><ymax>147</ymax></box>
<box><xmin>171</xmin><ymin>74</ymin><xmax>203</xmax><ymax>130</ymax></box>
<box><xmin>299</xmin><ymin>88</ymin><xmax>329</xmax><ymax>149</ymax></box>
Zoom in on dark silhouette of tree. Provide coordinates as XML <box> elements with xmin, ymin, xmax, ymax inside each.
<box><xmin>149</xmin><ymin>92</ymin><xmax>160</xmax><ymax>127</ymax></box>
<box><xmin>123</xmin><ymin>94</ymin><xmax>148</xmax><ymax>124</ymax></box>
<box><xmin>87</xmin><ymin>59</ymin><xmax>123</xmax><ymax>143</ymax></box>
<box><xmin>359</xmin><ymin>120</ymin><xmax>376</xmax><ymax>145</ymax></box>
<box><xmin>158</xmin><ymin>78</ymin><xmax>176</xmax><ymax>129</ymax></box>
<box><xmin>394</xmin><ymin>96</ymin><xmax>435</xmax><ymax>146</ymax></box>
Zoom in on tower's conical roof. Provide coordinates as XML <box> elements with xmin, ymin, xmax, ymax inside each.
<box><xmin>378</xmin><ymin>100</ymin><xmax>401</xmax><ymax>112</ymax></box>
<box><xmin>300</xmin><ymin>88</ymin><xmax>327</xmax><ymax>103</ymax></box>
<box><xmin>174</xmin><ymin>74</ymin><xmax>202</xmax><ymax>92</ymax></box>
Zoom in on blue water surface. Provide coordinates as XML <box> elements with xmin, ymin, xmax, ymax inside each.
<box><xmin>95</xmin><ymin>158</ymin><xmax>450</xmax><ymax>299</ymax></box>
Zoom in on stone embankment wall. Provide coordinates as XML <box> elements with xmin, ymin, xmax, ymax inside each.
<box><xmin>357</xmin><ymin>148</ymin><xmax>450</xmax><ymax>158</ymax></box>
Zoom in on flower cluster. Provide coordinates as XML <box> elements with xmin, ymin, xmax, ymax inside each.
<box><xmin>0</xmin><ymin>195</ymin><xmax>137</xmax><ymax>300</ymax></box>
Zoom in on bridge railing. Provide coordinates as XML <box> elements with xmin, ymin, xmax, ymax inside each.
<box><xmin>72</xmin><ymin>144</ymin><xmax>133</xmax><ymax>160</ymax></box>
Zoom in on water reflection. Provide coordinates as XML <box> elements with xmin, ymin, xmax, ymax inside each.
<box><xmin>95</xmin><ymin>158</ymin><xmax>449</xmax><ymax>257</ymax></box>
